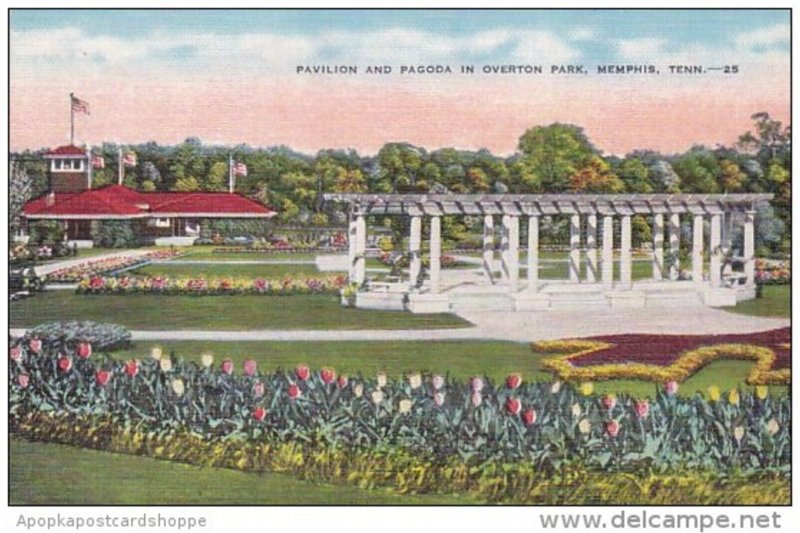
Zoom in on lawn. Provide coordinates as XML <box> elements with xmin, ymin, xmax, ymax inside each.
<box><xmin>9</xmin><ymin>291</ymin><xmax>470</xmax><ymax>330</ymax></box>
<box><xmin>729</xmin><ymin>285</ymin><xmax>790</xmax><ymax>318</ymax></box>
<box><xmin>133</xmin><ymin>263</ymin><xmax>325</xmax><ymax>278</ymax></box>
<box><xmin>184</xmin><ymin>249</ymin><xmax>322</xmax><ymax>262</ymax></box>
<box><xmin>112</xmin><ymin>339</ymin><xmax>788</xmax><ymax>398</ymax></box>
<box><xmin>9</xmin><ymin>438</ymin><xmax>470</xmax><ymax>505</ymax></box>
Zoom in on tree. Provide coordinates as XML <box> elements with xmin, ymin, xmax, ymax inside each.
<box><xmin>649</xmin><ymin>160</ymin><xmax>681</xmax><ymax>192</ymax></box>
<box><xmin>718</xmin><ymin>159</ymin><xmax>747</xmax><ymax>192</ymax></box>
<box><xmin>671</xmin><ymin>148</ymin><xmax>720</xmax><ymax>193</ymax></box>
<box><xmin>172</xmin><ymin>176</ymin><xmax>200</xmax><ymax>191</ymax></box>
<box><xmin>617</xmin><ymin>158</ymin><xmax>653</xmax><ymax>193</ymax></box>
<box><xmin>568</xmin><ymin>157</ymin><xmax>624</xmax><ymax>193</ymax></box>
<box><xmin>517</xmin><ymin>123</ymin><xmax>598</xmax><ymax>191</ymax></box>
<box><xmin>206</xmin><ymin>161</ymin><xmax>229</xmax><ymax>191</ymax></box>
<box><xmin>9</xmin><ymin>161</ymin><xmax>32</xmax><ymax>241</ymax></box>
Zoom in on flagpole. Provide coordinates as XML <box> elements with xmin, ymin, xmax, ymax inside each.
<box><xmin>69</xmin><ymin>93</ymin><xmax>75</xmax><ymax>145</ymax></box>
<box><xmin>229</xmin><ymin>153</ymin><xmax>234</xmax><ymax>194</ymax></box>
<box><xmin>118</xmin><ymin>148</ymin><xmax>123</xmax><ymax>186</ymax></box>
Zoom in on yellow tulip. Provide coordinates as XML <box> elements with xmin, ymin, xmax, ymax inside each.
<box><xmin>580</xmin><ymin>383</ymin><xmax>594</xmax><ymax>396</ymax></box>
<box><xmin>728</xmin><ymin>389</ymin><xmax>740</xmax><ymax>406</ymax></box>
<box><xmin>756</xmin><ymin>385</ymin><xmax>769</xmax><ymax>400</ymax></box>
<box><xmin>707</xmin><ymin>386</ymin><xmax>721</xmax><ymax>402</ymax></box>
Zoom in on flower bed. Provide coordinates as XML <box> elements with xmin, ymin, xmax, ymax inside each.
<box><xmin>9</xmin><ymin>338</ymin><xmax>791</xmax><ymax>480</ymax></box>
<box><xmin>755</xmin><ymin>260</ymin><xmax>790</xmax><ymax>285</ymax></box>
<box><xmin>26</xmin><ymin>321</ymin><xmax>131</xmax><ymax>351</ymax></box>
<box><xmin>537</xmin><ymin>328</ymin><xmax>790</xmax><ymax>385</ymax></box>
<box><xmin>44</xmin><ymin>250</ymin><xmax>184</xmax><ymax>284</ymax></box>
<box><xmin>211</xmin><ymin>245</ymin><xmax>347</xmax><ymax>254</ymax></box>
<box><xmin>76</xmin><ymin>274</ymin><xmax>347</xmax><ymax>295</ymax></box>
<box><xmin>378</xmin><ymin>252</ymin><xmax>464</xmax><ymax>268</ymax></box>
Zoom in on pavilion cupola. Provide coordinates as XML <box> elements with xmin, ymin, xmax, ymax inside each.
<box><xmin>44</xmin><ymin>144</ymin><xmax>91</xmax><ymax>193</ymax></box>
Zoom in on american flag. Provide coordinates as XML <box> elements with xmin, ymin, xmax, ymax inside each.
<box><xmin>233</xmin><ymin>161</ymin><xmax>248</xmax><ymax>177</ymax></box>
<box><xmin>122</xmin><ymin>152</ymin><xmax>137</xmax><ymax>167</ymax></box>
<box><xmin>71</xmin><ymin>94</ymin><xmax>90</xmax><ymax>115</ymax></box>
<box><xmin>91</xmin><ymin>154</ymin><xmax>105</xmax><ymax>169</ymax></box>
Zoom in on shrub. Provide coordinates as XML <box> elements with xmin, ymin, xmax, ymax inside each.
<box><xmin>93</xmin><ymin>220</ymin><xmax>141</xmax><ymax>248</ymax></box>
<box><xmin>25</xmin><ymin>321</ymin><xmax>131</xmax><ymax>351</ymax></box>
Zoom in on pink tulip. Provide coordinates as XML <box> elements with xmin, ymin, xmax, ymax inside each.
<box><xmin>28</xmin><ymin>338</ymin><xmax>42</xmax><ymax>353</ymax></box>
<box><xmin>506</xmin><ymin>373</ymin><xmax>522</xmax><ymax>389</ymax></box>
<box><xmin>9</xmin><ymin>345</ymin><xmax>22</xmax><ymax>362</ymax></box>
<box><xmin>505</xmin><ymin>397</ymin><xmax>522</xmax><ymax>415</ymax></box>
<box><xmin>17</xmin><ymin>374</ymin><xmax>30</xmax><ymax>388</ymax></box>
<box><xmin>664</xmin><ymin>381</ymin><xmax>679</xmax><ymax>396</ymax></box>
<box><xmin>252</xmin><ymin>406</ymin><xmax>267</xmax><ymax>422</ymax></box>
<box><xmin>433</xmin><ymin>392</ymin><xmax>446</xmax><ymax>406</ymax></box>
<box><xmin>470</xmin><ymin>376</ymin><xmax>484</xmax><ymax>393</ymax></box>
<box><xmin>320</xmin><ymin>368</ymin><xmax>336</xmax><ymax>384</ymax></box>
<box><xmin>287</xmin><ymin>383</ymin><xmax>301</xmax><ymax>400</ymax></box>
<box><xmin>125</xmin><ymin>360</ymin><xmax>139</xmax><ymax>377</ymax></box>
<box><xmin>337</xmin><ymin>375</ymin><xmax>349</xmax><ymax>388</ymax></box>
<box><xmin>252</xmin><ymin>382</ymin><xmax>265</xmax><ymax>398</ymax></box>
<box><xmin>221</xmin><ymin>359</ymin><xmax>234</xmax><ymax>375</ymax></box>
<box><xmin>431</xmin><ymin>374</ymin><xmax>445</xmax><ymax>390</ymax></box>
<box><xmin>242</xmin><ymin>359</ymin><xmax>257</xmax><ymax>377</ymax></box>
<box><xmin>471</xmin><ymin>392</ymin><xmax>482</xmax><ymax>407</ymax></box>
<box><xmin>295</xmin><ymin>365</ymin><xmax>310</xmax><ymax>381</ymax></box>
<box><xmin>58</xmin><ymin>356</ymin><xmax>72</xmax><ymax>373</ymax></box>
<box><xmin>96</xmin><ymin>370</ymin><xmax>111</xmax><ymax>386</ymax></box>
<box><xmin>521</xmin><ymin>408</ymin><xmax>537</xmax><ymax>427</ymax></box>
<box><xmin>634</xmin><ymin>400</ymin><xmax>650</xmax><ymax>419</ymax></box>
<box><xmin>605</xmin><ymin>420</ymin><xmax>620</xmax><ymax>437</ymax></box>
<box><xmin>601</xmin><ymin>394</ymin><xmax>617</xmax><ymax>410</ymax></box>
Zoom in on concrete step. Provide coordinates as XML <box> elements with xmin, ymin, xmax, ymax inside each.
<box><xmin>449</xmin><ymin>292</ymin><xmax>515</xmax><ymax>311</ymax></box>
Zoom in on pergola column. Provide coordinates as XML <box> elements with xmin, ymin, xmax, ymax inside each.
<box><xmin>500</xmin><ymin>215</ymin><xmax>510</xmax><ymax>280</ymax></box>
<box><xmin>585</xmin><ymin>214</ymin><xmax>598</xmax><ymax>282</ymax></box>
<box><xmin>348</xmin><ymin>215</ymin><xmax>358</xmax><ymax>283</ymax></box>
<box><xmin>709</xmin><ymin>214</ymin><xmax>722</xmax><ymax>288</ymax></box>
<box><xmin>408</xmin><ymin>215</ymin><xmax>422</xmax><ymax>288</ymax></box>
<box><xmin>429</xmin><ymin>216</ymin><xmax>441</xmax><ymax>294</ymax></box>
<box><xmin>507</xmin><ymin>215</ymin><xmax>519</xmax><ymax>292</ymax></box>
<box><xmin>483</xmin><ymin>215</ymin><xmax>494</xmax><ymax>283</ymax></box>
<box><xmin>668</xmin><ymin>213</ymin><xmax>681</xmax><ymax>280</ymax></box>
<box><xmin>569</xmin><ymin>214</ymin><xmax>581</xmax><ymax>282</ymax></box>
<box><xmin>652</xmin><ymin>214</ymin><xmax>664</xmax><ymax>280</ymax></box>
<box><xmin>692</xmin><ymin>214</ymin><xmax>704</xmax><ymax>284</ymax></box>
<box><xmin>743</xmin><ymin>210</ymin><xmax>756</xmax><ymax>287</ymax></box>
<box><xmin>601</xmin><ymin>215</ymin><xmax>614</xmax><ymax>289</ymax></box>
<box><xmin>722</xmin><ymin>212</ymin><xmax>734</xmax><ymax>277</ymax></box>
<box><xmin>527</xmin><ymin>215</ymin><xmax>539</xmax><ymax>290</ymax></box>
<box><xmin>354</xmin><ymin>214</ymin><xmax>366</xmax><ymax>285</ymax></box>
<box><xmin>619</xmin><ymin>215</ymin><xmax>632</xmax><ymax>287</ymax></box>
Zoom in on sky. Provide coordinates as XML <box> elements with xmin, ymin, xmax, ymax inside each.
<box><xmin>9</xmin><ymin>9</ymin><xmax>791</xmax><ymax>156</ymax></box>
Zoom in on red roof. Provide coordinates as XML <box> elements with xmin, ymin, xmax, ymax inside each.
<box><xmin>45</xmin><ymin>145</ymin><xmax>87</xmax><ymax>158</ymax></box>
<box><xmin>24</xmin><ymin>185</ymin><xmax>275</xmax><ymax>219</ymax></box>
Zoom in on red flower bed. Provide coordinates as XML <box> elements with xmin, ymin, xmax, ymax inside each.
<box><xmin>569</xmin><ymin>328</ymin><xmax>790</xmax><ymax>370</ymax></box>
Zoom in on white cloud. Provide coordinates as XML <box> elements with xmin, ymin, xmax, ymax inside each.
<box><xmin>735</xmin><ymin>23</ymin><xmax>789</xmax><ymax>49</ymax></box>
<box><xmin>617</xmin><ymin>37</ymin><xmax>668</xmax><ymax>59</ymax></box>
<box><xmin>567</xmin><ymin>27</ymin><xmax>596</xmax><ymax>41</ymax></box>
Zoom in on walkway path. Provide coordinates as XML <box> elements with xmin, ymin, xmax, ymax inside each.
<box><xmin>10</xmin><ymin>307</ymin><xmax>788</xmax><ymax>343</ymax></box>
<box><xmin>33</xmin><ymin>249</ymin><xmax>151</xmax><ymax>277</ymax></box>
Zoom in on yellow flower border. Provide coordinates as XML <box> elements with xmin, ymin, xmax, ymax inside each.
<box><xmin>535</xmin><ymin>339</ymin><xmax>790</xmax><ymax>385</ymax></box>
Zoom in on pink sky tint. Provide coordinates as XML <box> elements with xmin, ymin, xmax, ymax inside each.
<box><xmin>10</xmin><ymin>73</ymin><xmax>789</xmax><ymax>156</ymax></box>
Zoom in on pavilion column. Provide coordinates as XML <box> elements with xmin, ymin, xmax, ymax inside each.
<box><xmin>620</xmin><ymin>215</ymin><xmax>632</xmax><ymax>287</ymax></box>
<box><xmin>569</xmin><ymin>214</ymin><xmax>581</xmax><ymax>282</ymax></box>
<box><xmin>429</xmin><ymin>216</ymin><xmax>441</xmax><ymax>294</ymax></box>
<box><xmin>585</xmin><ymin>214</ymin><xmax>598</xmax><ymax>282</ymax></box>
<box><xmin>668</xmin><ymin>213</ymin><xmax>681</xmax><ymax>280</ymax></box>
<box><xmin>709</xmin><ymin>214</ymin><xmax>722</xmax><ymax>288</ymax></box>
<box><xmin>408</xmin><ymin>215</ymin><xmax>422</xmax><ymax>289</ymax></box>
<box><xmin>354</xmin><ymin>214</ymin><xmax>366</xmax><ymax>285</ymax></box>
<box><xmin>483</xmin><ymin>215</ymin><xmax>495</xmax><ymax>283</ymax></box>
<box><xmin>527</xmin><ymin>215</ymin><xmax>539</xmax><ymax>291</ymax></box>
<box><xmin>652</xmin><ymin>214</ymin><xmax>664</xmax><ymax>280</ymax></box>
<box><xmin>348</xmin><ymin>215</ymin><xmax>358</xmax><ymax>283</ymax></box>
<box><xmin>601</xmin><ymin>215</ymin><xmax>614</xmax><ymax>289</ymax></box>
<box><xmin>692</xmin><ymin>214</ymin><xmax>704</xmax><ymax>284</ymax></box>
<box><xmin>500</xmin><ymin>215</ymin><xmax>510</xmax><ymax>280</ymax></box>
<box><xmin>743</xmin><ymin>210</ymin><xmax>756</xmax><ymax>288</ymax></box>
<box><xmin>507</xmin><ymin>215</ymin><xmax>519</xmax><ymax>292</ymax></box>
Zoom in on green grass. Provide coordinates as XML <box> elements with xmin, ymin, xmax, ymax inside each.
<box><xmin>112</xmin><ymin>339</ymin><xmax>787</xmax><ymax>398</ymax></box>
<box><xmin>10</xmin><ymin>291</ymin><xmax>470</xmax><ymax>330</ymax></box>
<box><xmin>133</xmin><ymin>263</ymin><xmax>325</xmax><ymax>278</ymax></box>
<box><xmin>184</xmin><ymin>249</ymin><xmax>321</xmax><ymax>261</ymax></box>
<box><xmin>9</xmin><ymin>438</ymin><xmax>471</xmax><ymax>505</ymax></box>
<box><xmin>729</xmin><ymin>285</ymin><xmax>790</xmax><ymax>318</ymax></box>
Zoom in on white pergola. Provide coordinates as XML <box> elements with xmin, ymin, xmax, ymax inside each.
<box><xmin>325</xmin><ymin>193</ymin><xmax>772</xmax><ymax>312</ymax></box>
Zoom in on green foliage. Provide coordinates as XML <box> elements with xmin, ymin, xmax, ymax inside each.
<box><xmin>27</xmin><ymin>321</ymin><xmax>131</xmax><ymax>351</ymax></box>
<box><xmin>517</xmin><ymin>123</ymin><xmax>598</xmax><ymax>191</ymax></box>
<box><xmin>29</xmin><ymin>221</ymin><xmax>65</xmax><ymax>246</ymax></box>
<box><xmin>92</xmin><ymin>221</ymin><xmax>140</xmax><ymax>248</ymax></box>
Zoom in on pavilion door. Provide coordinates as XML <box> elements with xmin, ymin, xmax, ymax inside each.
<box><xmin>171</xmin><ymin>218</ymin><xmax>187</xmax><ymax>237</ymax></box>
<box><xmin>66</xmin><ymin>220</ymin><xmax>92</xmax><ymax>240</ymax></box>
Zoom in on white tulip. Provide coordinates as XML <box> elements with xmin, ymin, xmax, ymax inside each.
<box><xmin>578</xmin><ymin>418</ymin><xmax>591</xmax><ymax>434</ymax></box>
<box><xmin>201</xmin><ymin>353</ymin><xmax>214</xmax><ymax>368</ymax></box>
<box><xmin>376</xmin><ymin>372</ymin><xmax>388</xmax><ymax>388</ymax></box>
<box><xmin>150</xmin><ymin>346</ymin><xmax>163</xmax><ymax>360</ymax></box>
<box><xmin>408</xmin><ymin>373</ymin><xmax>422</xmax><ymax>390</ymax></box>
<box><xmin>398</xmin><ymin>399</ymin><xmax>413</xmax><ymax>414</ymax></box>
<box><xmin>571</xmin><ymin>403</ymin><xmax>582</xmax><ymax>418</ymax></box>
<box><xmin>171</xmin><ymin>379</ymin><xmax>185</xmax><ymax>397</ymax></box>
<box><xmin>159</xmin><ymin>358</ymin><xmax>173</xmax><ymax>373</ymax></box>
<box><xmin>767</xmin><ymin>419</ymin><xmax>780</xmax><ymax>436</ymax></box>
<box><xmin>371</xmin><ymin>389</ymin><xmax>385</xmax><ymax>405</ymax></box>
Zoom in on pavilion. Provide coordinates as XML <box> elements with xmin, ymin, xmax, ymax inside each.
<box><xmin>325</xmin><ymin>193</ymin><xmax>772</xmax><ymax>313</ymax></box>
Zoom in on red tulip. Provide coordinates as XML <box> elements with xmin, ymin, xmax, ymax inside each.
<box><xmin>58</xmin><ymin>356</ymin><xmax>73</xmax><ymax>373</ymax></box>
<box><xmin>221</xmin><ymin>359</ymin><xmax>234</xmax><ymax>375</ymax></box>
<box><xmin>506</xmin><ymin>373</ymin><xmax>522</xmax><ymax>389</ymax></box>
<box><xmin>320</xmin><ymin>368</ymin><xmax>336</xmax><ymax>384</ymax></box>
<box><xmin>295</xmin><ymin>365</ymin><xmax>310</xmax><ymax>381</ymax></box>
<box><xmin>505</xmin><ymin>397</ymin><xmax>522</xmax><ymax>415</ymax></box>
<box><xmin>76</xmin><ymin>342</ymin><xmax>92</xmax><ymax>359</ymax></box>
<box><xmin>9</xmin><ymin>345</ymin><xmax>22</xmax><ymax>362</ymax></box>
<box><xmin>605</xmin><ymin>420</ymin><xmax>620</xmax><ymax>437</ymax></box>
<box><xmin>287</xmin><ymin>383</ymin><xmax>301</xmax><ymax>399</ymax></box>
<box><xmin>521</xmin><ymin>408</ymin><xmax>537</xmax><ymax>427</ymax></box>
<box><xmin>601</xmin><ymin>394</ymin><xmax>617</xmax><ymax>410</ymax></box>
<box><xmin>125</xmin><ymin>360</ymin><xmax>139</xmax><ymax>377</ymax></box>
<box><xmin>634</xmin><ymin>400</ymin><xmax>650</xmax><ymax>419</ymax></box>
<box><xmin>252</xmin><ymin>406</ymin><xmax>267</xmax><ymax>422</ymax></box>
<box><xmin>28</xmin><ymin>338</ymin><xmax>42</xmax><ymax>353</ymax></box>
<box><xmin>17</xmin><ymin>374</ymin><xmax>29</xmax><ymax>388</ymax></box>
<box><xmin>337</xmin><ymin>375</ymin><xmax>349</xmax><ymax>388</ymax></box>
<box><xmin>243</xmin><ymin>359</ymin><xmax>257</xmax><ymax>376</ymax></box>
<box><xmin>96</xmin><ymin>370</ymin><xmax>111</xmax><ymax>386</ymax></box>
<box><xmin>252</xmin><ymin>382</ymin><xmax>265</xmax><ymax>397</ymax></box>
